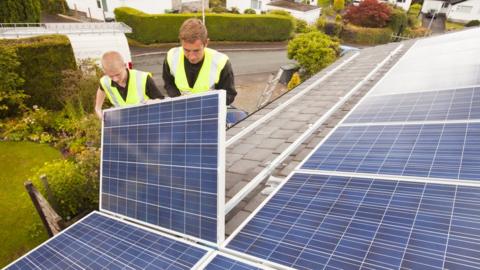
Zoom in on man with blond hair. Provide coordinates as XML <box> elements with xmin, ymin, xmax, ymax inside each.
<box><xmin>95</xmin><ymin>51</ymin><xmax>164</xmax><ymax>119</ymax></box>
<box><xmin>163</xmin><ymin>18</ymin><xmax>237</xmax><ymax>105</ymax></box>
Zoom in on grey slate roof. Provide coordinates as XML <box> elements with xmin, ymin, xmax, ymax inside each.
<box><xmin>224</xmin><ymin>40</ymin><xmax>417</xmax><ymax>234</ymax></box>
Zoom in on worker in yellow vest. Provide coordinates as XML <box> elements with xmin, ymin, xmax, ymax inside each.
<box><xmin>95</xmin><ymin>51</ymin><xmax>164</xmax><ymax>119</ymax></box>
<box><xmin>163</xmin><ymin>18</ymin><xmax>237</xmax><ymax>105</ymax></box>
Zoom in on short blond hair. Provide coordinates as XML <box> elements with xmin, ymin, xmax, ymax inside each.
<box><xmin>179</xmin><ymin>18</ymin><xmax>208</xmax><ymax>44</ymax></box>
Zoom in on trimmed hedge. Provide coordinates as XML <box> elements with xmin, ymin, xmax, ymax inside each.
<box><xmin>114</xmin><ymin>7</ymin><xmax>294</xmax><ymax>43</ymax></box>
<box><xmin>466</xmin><ymin>20</ymin><xmax>480</xmax><ymax>27</ymax></box>
<box><xmin>341</xmin><ymin>24</ymin><xmax>392</xmax><ymax>45</ymax></box>
<box><xmin>0</xmin><ymin>0</ymin><xmax>41</xmax><ymax>23</ymax></box>
<box><xmin>0</xmin><ymin>35</ymin><xmax>76</xmax><ymax>110</ymax></box>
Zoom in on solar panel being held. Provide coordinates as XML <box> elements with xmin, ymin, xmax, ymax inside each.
<box><xmin>101</xmin><ymin>92</ymin><xmax>226</xmax><ymax>245</ymax></box>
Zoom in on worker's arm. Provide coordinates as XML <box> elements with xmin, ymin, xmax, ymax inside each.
<box><xmin>145</xmin><ymin>75</ymin><xmax>165</xmax><ymax>100</ymax></box>
<box><xmin>216</xmin><ymin>60</ymin><xmax>237</xmax><ymax>105</ymax></box>
<box><xmin>95</xmin><ymin>88</ymin><xmax>106</xmax><ymax>120</ymax></box>
<box><xmin>162</xmin><ymin>58</ymin><xmax>182</xmax><ymax>98</ymax></box>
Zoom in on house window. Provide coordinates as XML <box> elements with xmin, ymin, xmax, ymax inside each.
<box><xmin>396</xmin><ymin>0</ymin><xmax>406</xmax><ymax>3</ymax></box>
<box><xmin>251</xmin><ymin>0</ymin><xmax>261</xmax><ymax>9</ymax></box>
<box><xmin>96</xmin><ymin>0</ymin><xmax>101</xmax><ymax>8</ymax></box>
<box><xmin>456</xmin><ymin>5</ymin><xmax>473</xmax><ymax>13</ymax></box>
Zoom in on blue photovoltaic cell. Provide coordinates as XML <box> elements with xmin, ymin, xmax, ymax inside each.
<box><xmin>204</xmin><ymin>254</ymin><xmax>262</xmax><ymax>270</ymax></box>
<box><xmin>6</xmin><ymin>212</ymin><xmax>208</xmax><ymax>270</ymax></box>
<box><xmin>101</xmin><ymin>93</ymin><xmax>222</xmax><ymax>243</ymax></box>
<box><xmin>227</xmin><ymin>173</ymin><xmax>480</xmax><ymax>270</ymax></box>
<box><xmin>301</xmin><ymin>123</ymin><xmax>480</xmax><ymax>180</ymax></box>
<box><xmin>344</xmin><ymin>87</ymin><xmax>480</xmax><ymax>124</ymax></box>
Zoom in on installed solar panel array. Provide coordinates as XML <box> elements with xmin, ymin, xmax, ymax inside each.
<box><xmin>224</xmin><ymin>29</ymin><xmax>480</xmax><ymax>270</ymax></box>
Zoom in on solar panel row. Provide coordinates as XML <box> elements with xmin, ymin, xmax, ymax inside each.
<box><xmin>345</xmin><ymin>87</ymin><xmax>480</xmax><ymax>124</ymax></box>
<box><xmin>301</xmin><ymin>123</ymin><xmax>480</xmax><ymax>181</ymax></box>
<box><xmin>226</xmin><ymin>173</ymin><xmax>480</xmax><ymax>270</ymax></box>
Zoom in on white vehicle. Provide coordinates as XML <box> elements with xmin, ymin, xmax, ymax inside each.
<box><xmin>0</xmin><ymin>22</ymin><xmax>133</xmax><ymax>68</ymax></box>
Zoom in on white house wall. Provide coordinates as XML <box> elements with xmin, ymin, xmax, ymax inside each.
<box><xmin>226</xmin><ymin>0</ymin><xmax>263</xmax><ymax>12</ymax></box>
<box><xmin>421</xmin><ymin>0</ymin><xmax>444</xmax><ymax>13</ymax></box>
<box><xmin>447</xmin><ymin>0</ymin><xmax>480</xmax><ymax>23</ymax></box>
<box><xmin>267</xmin><ymin>6</ymin><xmax>320</xmax><ymax>24</ymax></box>
<box><xmin>386</xmin><ymin>0</ymin><xmax>412</xmax><ymax>11</ymax></box>
<box><xmin>65</xmin><ymin>0</ymin><xmax>105</xmax><ymax>20</ymax></box>
<box><xmin>66</xmin><ymin>0</ymin><xmax>173</xmax><ymax>21</ymax></box>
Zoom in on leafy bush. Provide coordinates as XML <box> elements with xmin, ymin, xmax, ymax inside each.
<box><xmin>115</xmin><ymin>8</ymin><xmax>294</xmax><ymax>43</ymax></box>
<box><xmin>333</xmin><ymin>0</ymin><xmax>345</xmax><ymax>12</ymax></box>
<box><xmin>287</xmin><ymin>31</ymin><xmax>339</xmax><ymax>76</ymax></box>
<box><xmin>0</xmin><ymin>0</ymin><xmax>41</xmax><ymax>23</ymax></box>
<box><xmin>59</xmin><ymin>60</ymin><xmax>101</xmax><ymax>114</ymax></box>
<box><xmin>0</xmin><ymin>45</ymin><xmax>28</xmax><ymax>119</ymax></box>
<box><xmin>317</xmin><ymin>18</ymin><xmax>343</xmax><ymax>37</ymax></box>
<box><xmin>40</xmin><ymin>0</ymin><xmax>67</xmax><ymax>14</ymax></box>
<box><xmin>295</xmin><ymin>18</ymin><xmax>310</xmax><ymax>33</ymax></box>
<box><xmin>408</xmin><ymin>3</ymin><xmax>422</xmax><ymax>17</ymax></box>
<box><xmin>466</xmin><ymin>20</ymin><xmax>480</xmax><ymax>27</ymax></box>
<box><xmin>0</xmin><ymin>35</ymin><xmax>76</xmax><ymax>110</ymax></box>
<box><xmin>322</xmin><ymin>6</ymin><xmax>336</xmax><ymax>17</ymax></box>
<box><xmin>1</xmin><ymin>107</ymin><xmax>56</xmax><ymax>143</ymax></box>
<box><xmin>344</xmin><ymin>0</ymin><xmax>391</xmax><ymax>28</ymax></box>
<box><xmin>341</xmin><ymin>24</ymin><xmax>392</xmax><ymax>45</ymax></box>
<box><xmin>403</xmin><ymin>27</ymin><xmax>430</xmax><ymax>38</ymax></box>
<box><xmin>288</xmin><ymin>72</ymin><xmax>301</xmax><ymax>90</ymax></box>
<box><xmin>244</xmin><ymin>8</ymin><xmax>256</xmax><ymax>14</ymax></box>
<box><xmin>388</xmin><ymin>7</ymin><xmax>408</xmax><ymax>34</ymax></box>
<box><xmin>31</xmin><ymin>158</ymin><xmax>98</xmax><ymax>220</ymax></box>
<box><xmin>318</xmin><ymin>0</ymin><xmax>332</xmax><ymax>7</ymax></box>
<box><xmin>211</xmin><ymin>6</ymin><xmax>228</xmax><ymax>13</ymax></box>
<box><xmin>267</xmin><ymin>10</ymin><xmax>292</xmax><ymax>17</ymax></box>
<box><xmin>230</xmin><ymin>7</ymin><xmax>240</xmax><ymax>14</ymax></box>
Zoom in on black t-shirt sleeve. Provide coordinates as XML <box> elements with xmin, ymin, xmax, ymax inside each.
<box><xmin>162</xmin><ymin>59</ymin><xmax>182</xmax><ymax>98</ymax></box>
<box><xmin>145</xmin><ymin>75</ymin><xmax>164</xmax><ymax>99</ymax></box>
<box><xmin>216</xmin><ymin>60</ymin><xmax>237</xmax><ymax>105</ymax></box>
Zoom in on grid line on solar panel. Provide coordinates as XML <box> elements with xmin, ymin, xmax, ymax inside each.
<box><xmin>344</xmin><ymin>87</ymin><xmax>480</xmax><ymax>124</ymax></box>
<box><xmin>100</xmin><ymin>92</ymin><xmax>224</xmax><ymax>244</ymax></box>
<box><xmin>300</xmin><ymin>123</ymin><xmax>480</xmax><ymax>181</ymax></box>
<box><xmin>5</xmin><ymin>212</ymin><xmax>210</xmax><ymax>270</ymax></box>
<box><xmin>226</xmin><ymin>173</ymin><xmax>480</xmax><ymax>270</ymax></box>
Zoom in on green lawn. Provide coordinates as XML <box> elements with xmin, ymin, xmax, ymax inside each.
<box><xmin>0</xmin><ymin>141</ymin><xmax>62</xmax><ymax>268</ymax></box>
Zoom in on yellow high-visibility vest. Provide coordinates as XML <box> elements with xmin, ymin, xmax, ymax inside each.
<box><xmin>100</xmin><ymin>69</ymin><xmax>150</xmax><ymax>107</ymax></box>
<box><xmin>166</xmin><ymin>47</ymin><xmax>228</xmax><ymax>95</ymax></box>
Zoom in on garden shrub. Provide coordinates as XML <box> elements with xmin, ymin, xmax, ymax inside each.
<box><xmin>344</xmin><ymin>0</ymin><xmax>391</xmax><ymax>28</ymax></box>
<box><xmin>230</xmin><ymin>7</ymin><xmax>240</xmax><ymax>14</ymax></box>
<box><xmin>325</xmin><ymin>21</ymin><xmax>343</xmax><ymax>37</ymax></box>
<box><xmin>267</xmin><ymin>9</ymin><xmax>292</xmax><ymax>17</ymax></box>
<box><xmin>0</xmin><ymin>0</ymin><xmax>41</xmax><ymax>23</ymax></box>
<box><xmin>408</xmin><ymin>3</ymin><xmax>422</xmax><ymax>17</ymax></box>
<box><xmin>1</xmin><ymin>107</ymin><xmax>57</xmax><ymax>143</ymax></box>
<box><xmin>0</xmin><ymin>35</ymin><xmax>76</xmax><ymax>110</ymax></box>
<box><xmin>466</xmin><ymin>20</ymin><xmax>480</xmax><ymax>27</ymax></box>
<box><xmin>295</xmin><ymin>18</ymin><xmax>310</xmax><ymax>33</ymax></box>
<box><xmin>403</xmin><ymin>27</ymin><xmax>430</xmax><ymax>38</ymax></box>
<box><xmin>0</xmin><ymin>45</ymin><xmax>28</xmax><ymax>119</ymax></box>
<box><xmin>287</xmin><ymin>31</ymin><xmax>339</xmax><ymax>76</ymax></box>
<box><xmin>244</xmin><ymin>8</ymin><xmax>256</xmax><ymax>14</ymax></box>
<box><xmin>388</xmin><ymin>7</ymin><xmax>408</xmax><ymax>34</ymax></box>
<box><xmin>31</xmin><ymin>159</ymin><xmax>98</xmax><ymax>220</ymax></box>
<box><xmin>341</xmin><ymin>24</ymin><xmax>392</xmax><ymax>45</ymax></box>
<box><xmin>318</xmin><ymin>0</ymin><xmax>331</xmax><ymax>7</ymax></box>
<box><xmin>211</xmin><ymin>6</ymin><xmax>228</xmax><ymax>13</ymax></box>
<box><xmin>333</xmin><ymin>0</ymin><xmax>345</xmax><ymax>12</ymax></box>
<box><xmin>115</xmin><ymin>7</ymin><xmax>294</xmax><ymax>43</ymax></box>
<box><xmin>40</xmin><ymin>0</ymin><xmax>67</xmax><ymax>14</ymax></box>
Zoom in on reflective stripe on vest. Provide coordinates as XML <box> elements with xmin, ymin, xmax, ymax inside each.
<box><xmin>100</xmin><ymin>69</ymin><xmax>150</xmax><ymax>107</ymax></box>
<box><xmin>167</xmin><ymin>47</ymin><xmax>228</xmax><ymax>95</ymax></box>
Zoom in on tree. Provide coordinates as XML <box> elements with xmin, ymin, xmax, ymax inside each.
<box><xmin>333</xmin><ymin>0</ymin><xmax>344</xmax><ymax>12</ymax></box>
<box><xmin>344</xmin><ymin>0</ymin><xmax>391</xmax><ymax>28</ymax></box>
<box><xmin>287</xmin><ymin>31</ymin><xmax>339</xmax><ymax>76</ymax></box>
<box><xmin>0</xmin><ymin>0</ymin><xmax>41</xmax><ymax>23</ymax></box>
<box><xmin>0</xmin><ymin>46</ymin><xmax>28</xmax><ymax>118</ymax></box>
